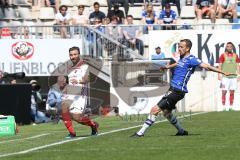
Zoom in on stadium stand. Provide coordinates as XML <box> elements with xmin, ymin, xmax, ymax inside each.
<box><xmin>180</xmin><ymin>5</ymin><xmax>195</xmax><ymax>19</ymax></box>
<box><xmin>3</xmin><ymin>7</ymin><xmax>17</xmax><ymax>19</ymax></box>
<box><xmin>39</xmin><ymin>7</ymin><xmax>55</xmax><ymax>20</ymax></box>
<box><xmin>18</xmin><ymin>7</ymin><xmax>32</xmax><ymax>19</ymax></box>
<box><xmin>170</xmin><ymin>5</ymin><xmax>179</xmax><ymax>17</ymax></box>
<box><xmin>128</xmin><ymin>6</ymin><xmax>144</xmax><ymax>19</ymax></box>
<box><xmin>13</xmin><ymin>0</ymin><xmax>31</xmax><ymax>6</ymax></box>
<box><xmin>215</xmin><ymin>18</ymin><xmax>231</xmax><ymax>30</ymax></box>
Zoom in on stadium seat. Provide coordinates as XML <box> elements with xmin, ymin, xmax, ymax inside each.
<box><xmin>99</xmin><ymin>7</ymin><xmax>108</xmax><ymax>16</ymax></box>
<box><xmin>13</xmin><ymin>0</ymin><xmax>31</xmax><ymax>6</ymax></box>
<box><xmin>72</xmin><ymin>0</ymin><xmax>91</xmax><ymax>6</ymax></box>
<box><xmin>195</xmin><ymin>19</ymin><xmax>213</xmax><ymax>30</ymax></box>
<box><xmin>171</xmin><ymin>5</ymin><xmax>179</xmax><ymax>17</ymax></box>
<box><xmin>9</xmin><ymin>20</ymin><xmax>22</xmax><ymax>37</ymax></box>
<box><xmin>3</xmin><ymin>7</ymin><xmax>17</xmax><ymax>19</ymax></box>
<box><xmin>18</xmin><ymin>7</ymin><xmax>32</xmax><ymax>19</ymax></box>
<box><xmin>22</xmin><ymin>20</ymin><xmax>38</xmax><ymax>38</ymax></box>
<box><xmin>237</xmin><ymin>6</ymin><xmax>240</xmax><ymax>17</ymax></box>
<box><xmin>153</xmin><ymin>6</ymin><xmax>162</xmax><ymax>17</ymax></box>
<box><xmin>97</xmin><ymin>0</ymin><xmax>108</xmax><ymax>7</ymax></box>
<box><xmin>119</xmin><ymin>7</ymin><xmax>126</xmax><ymax>17</ymax></box>
<box><xmin>0</xmin><ymin>21</ymin><xmax>9</xmax><ymax>27</ymax></box>
<box><xmin>128</xmin><ymin>6</ymin><xmax>144</xmax><ymax>19</ymax></box>
<box><xmin>42</xmin><ymin>20</ymin><xmax>56</xmax><ymax>38</ymax></box>
<box><xmin>215</xmin><ymin>19</ymin><xmax>231</xmax><ymax>30</ymax></box>
<box><xmin>69</xmin><ymin>6</ymin><xmax>78</xmax><ymax>17</ymax></box>
<box><xmin>0</xmin><ymin>9</ymin><xmax>4</xmax><ymax>19</ymax></box>
<box><xmin>232</xmin><ymin>18</ymin><xmax>240</xmax><ymax>29</ymax></box>
<box><xmin>178</xmin><ymin>19</ymin><xmax>195</xmax><ymax>29</ymax></box>
<box><xmin>60</xmin><ymin>0</ymin><xmax>74</xmax><ymax>6</ymax></box>
<box><xmin>133</xmin><ymin>19</ymin><xmax>141</xmax><ymax>25</ymax></box>
<box><xmin>39</xmin><ymin>7</ymin><xmax>55</xmax><ymax>20</ymax></box>
<box><xmin>180</xmin><ymin>6</ymin><xmax>195</xmax><ymax>19</ymax></box>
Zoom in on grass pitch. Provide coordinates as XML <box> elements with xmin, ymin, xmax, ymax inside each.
<box><xmin>0</xmin><ymin>112</ymin><xmax>240</xmax><ymax>160</ymax></box>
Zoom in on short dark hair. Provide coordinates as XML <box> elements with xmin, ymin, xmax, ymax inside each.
<box><xmin>59</xmin><ymin>5</ymin><xmax>68</xmax><ymax>11</ymax></box>
<box><xmin>226</xmin><ymin>42</ymin><xmax>234</xmax><ymax>46</ymax></box>
<box><xmin>180</xmin><ymin>39</ymin><xmax>192</xmax><ymax>50</ymax></box>
<box><xmin>93</xmin><ymin>2</ymin><xmax>100</xmax><ymax>6</ymax></box>
<box><xmin>69</xmin><ymin>46</ymin><xmax>80</xmax><ymax>54</ymax></box>
<box><xmin>165</xmin><ymin>3</ymin><xmax>171</xmax><ymax>9</ymax></box>
<box><xmin>78</xmin><ymin>5</ymin><xmax>85</xmax><ymax>9</ymax></box>
<box><xmin>126</xmin><ymin>15</ymin><xmax>133</xmax><ymax>19</ymax></box>
<box><xmin>111</xmin><ymin>16</ymin><xmax>118</xmax><ymax>22</ymax></box>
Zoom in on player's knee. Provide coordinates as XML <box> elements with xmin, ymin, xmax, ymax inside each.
<box><xmin>150</xmin><ymin>106</ymin><xmax>160</xmax><ymax>115</ymax></box>
<box><xmin>230</xmin><ymin>90</ymin><xmax>234</xmax><ymax>94</ymax></box>
<box><xmin>222</xmin><ymin>90</ymin><xmax>227</xmax><ymax>95</ymax></box>
<box><xmin>61</xmin><ymin>101</ymin><xmax>69</xmax><ymax>112</ymax></box>
<box><xmin>163</xmin><ymin>109</ymin><xmax>171</xmax><ymax>118</ymax></box>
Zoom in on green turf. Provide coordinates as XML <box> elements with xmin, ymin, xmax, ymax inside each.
<box><xmin>1</xmin><ymin>112</ymin><xmax>240</xmax><ymax>160</ymax></box>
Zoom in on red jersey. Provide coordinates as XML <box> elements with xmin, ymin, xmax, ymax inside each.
<box><xmin>218</xmin><ymin>52</ymin><xmax>240</xmax><ymax>63</ymax></box>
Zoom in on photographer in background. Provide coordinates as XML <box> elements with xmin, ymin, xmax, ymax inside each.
<box><xmin>46</xmin><ymin>76</ymin><xmax>67</xmax><ymax>124</ymax></box>
<box><xmin>30</xmin><ymin>80</ymin><xmax>51</xmax><ymax>124</ymax></box>
<box><xmin>0</xmin><ymin>70</ymin><xmax>6</xmax><ymax>84</ymax></box>
<box><xmin>0</xmin><ymin>70</ymin><xmax>18</xmax><ymax>84</ymax></box>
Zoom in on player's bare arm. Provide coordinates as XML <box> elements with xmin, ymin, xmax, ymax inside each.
<box><xmin>200</xmin><ymin>62</ymin><xmax>229</xmax><ymax>76</ymax></box>
<box><xmin>218</xmin><ymin>63</ymin><xmax>223</xmax><ymax>80</ymax></box>
<box><xmin>160</xmin><ymin>63</ymin><xmax>177</xmax><ymax>70</ymax></box>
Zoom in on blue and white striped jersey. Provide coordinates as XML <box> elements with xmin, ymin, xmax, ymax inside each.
<box><xmin>171</xmin><ymin>54</ymin><xmax>202</xmax><ymax>93</ymax></box>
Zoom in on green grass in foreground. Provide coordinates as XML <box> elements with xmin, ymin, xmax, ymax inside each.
<box><xmin>1</xmin><ymin>112</ymin><xmax>240</xmax><ymax>160</ymax></box>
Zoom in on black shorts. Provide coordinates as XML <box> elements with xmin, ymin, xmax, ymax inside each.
<box><xmin>157</xmin><ymin>87</ymin><xmax>185</xmax><ymax>111</ymax></box>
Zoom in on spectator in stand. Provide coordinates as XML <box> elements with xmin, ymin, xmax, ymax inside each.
<box><xmin>0</xmin><ymin>0</ymin><xmax>9</xmax><ymax>16</ymax></box>
<box><xmin>195</xmin><ymin>0</ymin><xmax>216</xmax><ymax>23</ymax></box>
<box><xmin>44</xmin><ymin>0</ymin><xmax>60</xmax><ymax>13</ymax></box>
<box><xmin>217</xmin><ymin>0</ymin><xmax>237</xmax><ymax>21</ymax></box>
<box><xmin>141</xmin><ymin>3</ymin><xmax>158</xmax><ymax>34</ymax></box>
<box><xmin>151</xmin><ymin>46</ymin><xmax>165</xmax><ymax>60</ymax></box>
<box><xmin>106</xmin><ymin>16</ymin><xmax>123</xmax><ymax>40</ymax></box>
<box><xmin>105</xmin><ymin>16</ymin><xmax>124</xmax><ymax>55</ymax></box>
<box><xmin>87</xmin><ymin>17</ymin><xmax>105</xmax><ymax>56</ymax></box>
<box><xmin>72</xmin><ymin>5</ymin><xmax>88</xmax><ymax>34</ymax></box>
<box><xmin>55</xmin><ymin>5</ymin><xmax>72</xmax><ymax>39</ymax></box>
<box><xmin>158</xmin><ymin>3</ymin><xmax>177</xmax><ymax>30</ymax></box>
<box><xmin>107</xmin><ymin>3</ymin><xmax>125</xmax><ymax>24</ymax></box>
<box><xmin>162</xmin><ymin>0</ymin><xmax>181</xmax><ymax>15</ymax></box>
<box><xmin>123</xmin><ymin>15</ymin><xmax>144</xmax><ymax>56</ymax></box>
<box><xmin>107</xmin><ymin>0</ymin><xmax>134</xmax><ymax>16</ymax></box>
<box><xmin>89</xmin><ymin>2</ymin><xmax>106</xmax><ymax>23</ymax></box>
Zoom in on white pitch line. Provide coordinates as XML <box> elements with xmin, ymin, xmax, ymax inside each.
<box><xmin>0</xmin><ymin>133</ymin><xmax>50</xmax><ymax>144</ymax></box>
<box><xmin>0</xmin><ymin>112</ymin><xmax>208</xmax><ymax>158</ymax></box>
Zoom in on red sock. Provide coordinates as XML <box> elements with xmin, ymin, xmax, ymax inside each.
<box><xmin>79</xmin><ymin>116</ymin><xmax>95</xmax><ymax>127</ymax></box>
<box><xmin>230</xmin><ymin>91</ymin><xmax>234</xmax><ymax>106</ymax></box>
<box><xmin>62</xmin><ymin>112</ymin><xmax>75</xmax><ymax>135</ymax></box>
<box><xmin>222</xmin><ymin>91</ymin><xmax>226</xmax><ymax>105</ymax></box>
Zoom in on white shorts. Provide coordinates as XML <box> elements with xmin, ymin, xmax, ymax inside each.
<box><xmin>221</xmin><ymin>77</ymin><xmax>237</xmax><ymax>91</ymax></box>
<box><xmin>62</xmin><ymin>94</ymin><xmax>87</xmax><ymax>114</ymax></box>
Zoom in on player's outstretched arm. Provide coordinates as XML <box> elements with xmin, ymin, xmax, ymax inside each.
<box><xmin>160</xmin><ymin>62</ymin><xmax>177</xmax><ymax>70</ymax></box>
<box><xmin>199</xmin><ymin>62</ymin><xmax>230</xmax><ymax>76</ymax></box>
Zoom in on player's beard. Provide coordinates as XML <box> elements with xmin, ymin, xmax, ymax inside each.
<box><xmin>71</xmin><ymin>58</ymin><xmax>80</xmax><ymax>66</ymax></box>
<box><xmin>180</xmin><ymin>54</ymin><xmax>184</xmax><ymax>59</ymax></box>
